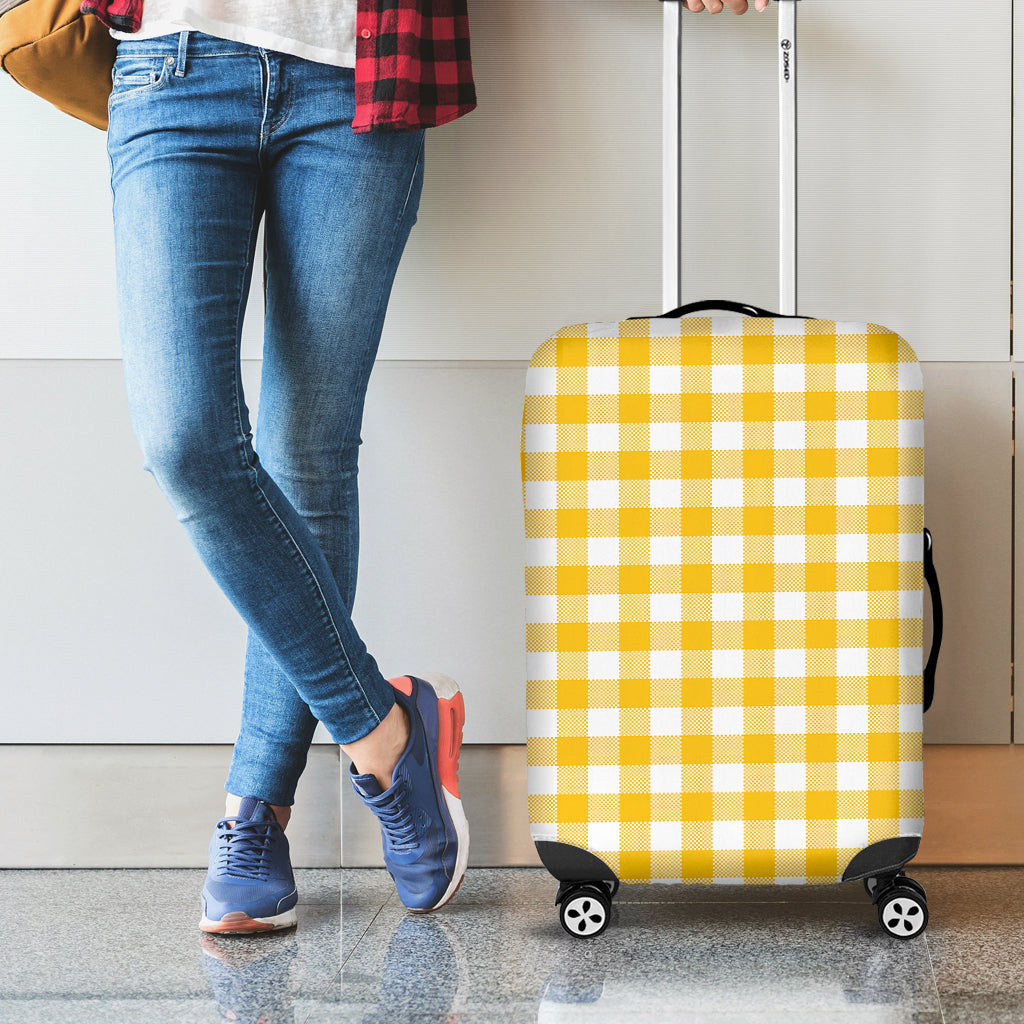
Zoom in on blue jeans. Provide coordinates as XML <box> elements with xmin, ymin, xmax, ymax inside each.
<box><xmin>107</xmin><ymin>30</ymin><xmax>425</xmax><ymax>805</ymax></box>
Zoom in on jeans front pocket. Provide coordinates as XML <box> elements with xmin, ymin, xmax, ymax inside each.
<box><xmin>109</xmin><ymin>54</ymin><xmax>174</xmax><ymax>105</ymax></box>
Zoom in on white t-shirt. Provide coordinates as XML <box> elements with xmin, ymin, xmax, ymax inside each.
<box><xmin>109</xmin><ymin>1</ymin><xmax>357</xmax><ymax>69</ymax></box>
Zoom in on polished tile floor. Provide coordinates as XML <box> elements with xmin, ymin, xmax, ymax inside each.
<box><xmin>0</xmin><ymin>866</ymin><xmax>1021</xmax><ymax>1023</ymax></box>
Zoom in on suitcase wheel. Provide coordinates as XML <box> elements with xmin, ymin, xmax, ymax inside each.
<box><xmin>557</xmin><ymin>883</ymin><xmax>611</xmax><ymax>939</ymax></box>
<box><xmin>865</xmin><ymin>874</ymin><xmax>927</xmax><ymax>903</ymax></box>
<box><xmin>875</xmin><ymin>881</ymin><xmax>929</xmax><ymax>939</ymax></box>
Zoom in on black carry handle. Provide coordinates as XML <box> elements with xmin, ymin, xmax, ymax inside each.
<box><xmin>923</xmin><ymin>528</ymin><xmax>941</xmax><ymax>713</ymax></box>
<box><xmin>660</xmin><ymin>300</ymin><xmax>790</xmax><ymax>319</ymax></box>
<box><xmin>628</xmin><ymin>300</ymin><xmax>811</xmax><ymax>321</ymax></box>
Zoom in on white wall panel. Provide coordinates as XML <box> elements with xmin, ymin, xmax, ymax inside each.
<box><xmin>354</xmin><ymin>362</ymin><xmax>528</xmax><ymax>741</ymax></box>
<box><xmin>0</xmin><ymin>361</ymin><xmax>249</xmax><ymax>743</ymax></box>
<box><xmin>921</xmin><ymin>363</ymin><xmax>1012</xmax><ymax>744</ymax></box>
<box><xmin>0</xmin><ymin>88</ymin><xmax>118</xmax><ymax>359</ymax></box>
<box><xmin>372</xmin><ymin>0</ymin><xmax>666</xmax><ymax>359</ymax></box>
<box><xmin>675</xmin><ymin>1</ymin><xmax>1009</xmax><ymax>362</ymax></box>
<box><xmin>0</xmin><ymin>0</ymin><xmax>665</xmax><ymax>361</ymax></box>
<box><xmin>0</xmin><ymin>360</ymin><xmax>531</xmax><ymax>744</ymax></box>
<box><xmin>3</xmin><ymin>2</ymin><xmax>1005</xmax><ymax>361</ymax></box>
<box><xmin>2</xmin><ymin>357</ymin><xmax>1009</xmax><ymax>746</ymax></box>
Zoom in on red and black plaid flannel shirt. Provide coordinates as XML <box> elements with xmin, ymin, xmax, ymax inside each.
<box><xmin>79</xmin><ymin>0</ymin><xmax>476</xmax><ymax>133</ymax></box>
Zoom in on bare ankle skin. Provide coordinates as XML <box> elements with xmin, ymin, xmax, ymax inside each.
<box><xmin>225</xmin><ymin>794</ymin><xmax>292</xmax><ymax>831</ymax></box>
<box><xmin>222</xmin><ymin>702</ymin><xmax>410</xmax><ymax>827</ymax></box>
<box><xmin>340</xmin><ymin>701</ymin><xmax>411</xmax><ymax>790</ymax></box>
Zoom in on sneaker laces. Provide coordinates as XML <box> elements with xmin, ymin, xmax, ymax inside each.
<box><xmin>214</xmin><ymin>818</ymin><xmax>275</xmax><ymax>880</ymax></box>
<box><xmin>372</xmin><ymin>781</ymin><xmax>421</xmax><ymax>854</ymax></box>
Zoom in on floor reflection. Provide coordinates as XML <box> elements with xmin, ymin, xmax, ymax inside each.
<box><xmin>533</xmin><ymin>916</ymin><xmax>935</xmax><ymax>1021</ymax></box>
<box><xmin>200</xmin><ymin>930</ymin><xmax>299</xmax><ymax>1023</ymax></box>
<box><xmin>351</xmin><ymin>915</ymin><xmax>467</xmax><ymax>1023</ymax></box>
<box><xmin>0</xmin><ymin>868</ymin><xmax>1011</xmax><ymax>1022</ymax></box>
<box><xmin>338</xmin><ymin>911</ymin><xmax>470</xmax><ymax>1024</ymax></box>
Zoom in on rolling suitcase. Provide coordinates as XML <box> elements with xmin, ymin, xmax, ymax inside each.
<box><xmin>521</xmin><ymin>0</ymin><xmax>943</xmax><ymax>940</ymax></box>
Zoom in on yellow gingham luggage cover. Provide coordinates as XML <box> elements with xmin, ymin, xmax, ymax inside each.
<box><xmin>522</xmin><ymin>315</ymin><xmax>925</xmax><ymax>885</ymax></box>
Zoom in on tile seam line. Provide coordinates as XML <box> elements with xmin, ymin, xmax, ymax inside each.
<box><xmin>923</xmin><ymin>932</ymin><xmax>948</xmax><ymax>1024</ymax></box>
<box><xmin>299</xmin><ymin>898</ymin><xmax>389</xmax><ymax>1024</ymax></box>
<box><xmin>342</xmin><ymin>899</ymin><xmax>389</xmax><ymax>971</ymax></box>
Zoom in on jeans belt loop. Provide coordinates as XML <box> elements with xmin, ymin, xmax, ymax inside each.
<box><xmin>175</xmin><ymin>30</ymin><xmax>189</xmax><ymax>77</ymax></box>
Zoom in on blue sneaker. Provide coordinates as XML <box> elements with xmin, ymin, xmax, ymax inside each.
<box><xmin>350</xmin><ymin>673</ymin><xmax>470</xmax><ymax>912</ymax></box>
<box><xmin>199</xmin><ymin>796</ymin><xmax>298</xmax><ymax>934</ymax></box>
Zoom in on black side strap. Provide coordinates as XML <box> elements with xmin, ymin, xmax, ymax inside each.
<box><xmin>923</xmin><ymin>528</ymin><xmax>941</xmax><ymax>713</ymax></box>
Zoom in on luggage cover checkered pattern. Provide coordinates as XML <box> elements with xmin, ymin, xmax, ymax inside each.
<box><xmin>522</xmin><ymin>315</ymin><xmax>925</xmax><ymax>885</ymax></box>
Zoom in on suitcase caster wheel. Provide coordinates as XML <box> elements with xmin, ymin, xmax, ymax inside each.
<box><xmin>897</xmin><ymin>875</ymin><xmax>928</xmax><ymax>902</ymax></box>
<box><xmin>559</xmin><ymin>884</ymin><xmax>611</xmax><ymax>938</ymax></box>
<box><xmin>867</xmin><ymin>873</ymin><xmax>927</xmax><ymax>903</ymax></box>
<box><xmin>877</xmin><ymin>886</ymin><xmax>928</xmax><ymax>939</ymax></box>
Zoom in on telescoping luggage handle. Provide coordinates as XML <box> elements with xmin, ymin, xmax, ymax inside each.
<box><xmin>659</xmin><ymin>0</ymin><xmax>801</xmax><ymax>318</ymax></box>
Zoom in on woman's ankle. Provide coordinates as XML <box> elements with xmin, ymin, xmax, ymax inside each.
<box><xmin>340</xmin><ymin>701</ymin><xmax>411</xmax><ymax>791</ymax></box>
<box><xmin>224</xmin><ymin>793</ymin><xmax>292</xmax><ymax>831</ymax></box>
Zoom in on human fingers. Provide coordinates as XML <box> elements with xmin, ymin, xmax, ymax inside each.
<box><xmin>686</xmin><ymin>0</ymin><xmax>769</xmax><ymax>13</ymax></box>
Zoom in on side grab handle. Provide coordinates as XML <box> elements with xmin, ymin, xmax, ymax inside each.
<box><xmin>923</xmin><ymin>528</ymin><xmax>941</xmax><ymax>713</ymax></box>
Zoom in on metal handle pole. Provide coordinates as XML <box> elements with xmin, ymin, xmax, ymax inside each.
<box><xmin>664</xmin><ymin>1</ymin><xmax>799</xmax><ymax>317</ymax></box>
<box><xmin>662</xmin><ymin>1</ymin><xmax>682</xmax><ymax>314</ymax></box>
<box><xmin>778</xmin><ymin>0</ymin><xmax>798</xmax><ymax>316</ymax></box>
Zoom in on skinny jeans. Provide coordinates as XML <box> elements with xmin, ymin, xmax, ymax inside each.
<box><xmin>107</xmin><ymin>29</ymin><xmax>424</xmax><ymax>805</ymax></box>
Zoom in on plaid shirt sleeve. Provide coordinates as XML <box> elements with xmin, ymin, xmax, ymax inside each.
<box><xmin>79</xmin><ymin>0</ymin><xmax>476</xmax><ymax>134</ymax></box>
<box><xmin>353</xmin><ymin>0</ymin><xmax>477</xmax><ymax>134</ymax></box>
<box><xmin>79</xmin><ymin>0</ymin><xmax>143</xmax><ymax>32</ymax></box>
